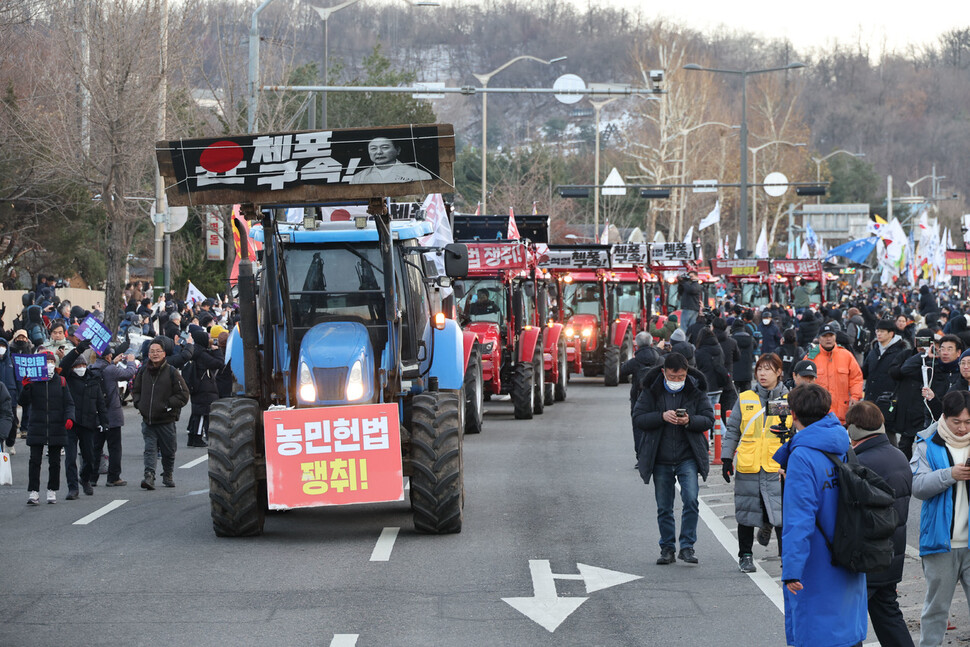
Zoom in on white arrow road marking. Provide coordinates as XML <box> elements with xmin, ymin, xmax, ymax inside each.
<box><xmin>329</xmin><ymin>635</ymin><xmax>358</xmax><ymax>647</ymax></box>
<box><xmin>502</xmin><ymin>560</ymin><xmax>641</xmax><ymax>632</ymax></box>
<box><xmin>179</xmin><ymin>455</ymin><xmax>207</xmax><ymax>469</ymax></box>
<box><xmin>73</xmin><ymin>499</ymin><xmax>128</xmax><ymax>525</ymax></box>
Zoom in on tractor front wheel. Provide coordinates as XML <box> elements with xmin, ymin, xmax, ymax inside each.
<box><xmin>409</xmin><ymin>391</ymin><xmax>463</xmax><ymax>534</ymax></box>
<box><xmin>463</xmin><ymin>348</ymin><xmax>484</xmax><ymax>434</ymax></box>
<box><xmin>554</xmin><ymin>342</ymin><xmax>568</xmax><ymax>402</ymax></box>
<box><xmin>533</xmin><ymin>352</ymin><xmax>545</xmax><ymax>415</ymax></box>
<box><xmin>208</xmin><ymin>398</ymin><xmax>266</xmax><ymax>537</ymax></box>
<box><xmin>604</xmin><ymin>346</ymin><xmax>621</xmax><ymax>387</ymax></box>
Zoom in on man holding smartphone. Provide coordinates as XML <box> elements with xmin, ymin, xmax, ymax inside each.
<box><xmin>632</xmin><ymin>353</ymin><xmax>715</xmax><ymax>566</ymax></box>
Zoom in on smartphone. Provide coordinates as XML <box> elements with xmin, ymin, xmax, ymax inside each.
<box><xmin>965</xmin><ymin>458</ymin><xmax>970</xmax><ymax>467</ymax></box>
<box><xmin>916</xmin><ymin>335</ymin><xmax>933</xmax><ymax>351</ymax></box>
<box><xmin>675</xmin><ymin>408</ymin><xmax>687</xmax><ymax>417</ymax></box>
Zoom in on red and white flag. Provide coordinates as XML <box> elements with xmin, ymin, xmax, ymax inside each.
<box><xmin>507</xmin><ymin>206</ymin><xmax>520</xmax><ymax>240</ymax></box>
<box><xmin>474</xmin><ymin>202</ymin><xmax>481</xmax><ymax>216</ymax></box>
<box><xmin>532</xmin><ymin>201</ymin><xmax>539</xmax><ymax>215</ymax></box>
<box><xmin>716</xmin><ymin>237</ymin><xmax>724</xmax><ymax>259</ymax></box>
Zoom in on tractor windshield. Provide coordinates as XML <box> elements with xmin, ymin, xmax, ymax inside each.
<box><xmin>741</xmin><ymin>283</ymin><xmax>770</xmax><ymax>308</ymax></box>
<box><xmin>283</xmin><ymin>243</ymin><xmax>386</xmax><ymax>327</ymax></box>
<box><xmin>612</xmin><ymin>283</ymin><xmax>640</xmax><ymax>315</ymax></box>
<box><xmin>563</xmin><ymin>281</ymin><xmax>601</xmax><ymax>317</ymax></box>
<box><xmin>458</xmin><ymin>279</ymin><xmax>507</xmax><ymax>324</ymax></box>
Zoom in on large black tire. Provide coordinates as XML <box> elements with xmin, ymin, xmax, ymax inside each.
<box><xmin>533</xmin><ymin>352</ymin><xmax>545</xmax><ymax>415</ymax></box>
<box><xmin>208</xmin><ymin>398</ymin><xmax>266</xmax><ymax>537</ymax></box>
<box><xmin>409</xmin><ymin>391</ymin><xmax>463</xmax><ymax>534</ymax></box>
<box><xmin>463</xmin><ymin>348</ymin><xmax>484</xmax><ymax>434</ymax></box>
<box><xmin>512</xmin><ymin>360</ymin><xmax>534</xmax><ymax>420</ymax></box>
<box><xmin>620</xmin><ymin>333</ymin><xmax>634</xmax><ymax>384</ymax></box>
<box><xmin>554</xmin><ymin>342</ymin><xmax>568</xmax><ymax>402</ymax></box>
<box><xmin>604</xmin><ymin>346</ymin><xmax>621</xmax><ymax>387</ymax></box>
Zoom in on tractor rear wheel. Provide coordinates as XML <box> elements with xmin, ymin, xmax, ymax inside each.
<box><xmin>604</xmin><ymin>346</ymin><xmax>621</xmax><ymax>387</ymax></box>
<box><xmin>463</xmin><ymin>348</ymin><xmax>484</xmax><ymax>434</ymax></box>
<box><xmin>208</xmin><ymin>398</ymin><xmax>266</xmax><ymax>537</ymax></box>
<box><xmin>410</xmin><ymin>391</ymin><xmax>463</xmax><ymax>534</ymax></box>
<box><xmin>533</xmin><ymin>353</ymin><xmax>545</xmax><ymax>415</ymax></box>
<box><xmin>554</xmin><ymin>342</ymin><xmax>568</xmax><ymax>402</ymax></box>
<box><xmin>512</xmin><ymin>360</ymin><xmax>534</xmax><ymax>420</ymax></box>
<box><xmin>620</xmin><ymin>333</ymin><xmax>634</xmax><ymax>384</ymax></box>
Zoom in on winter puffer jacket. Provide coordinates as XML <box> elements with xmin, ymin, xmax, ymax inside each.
<box><xmin>132</xmin><ymin>359</ymin><xmax>189</xmax><ymax>425</ymax></box>
<box><xmin>64</xmin><ymin>368</ymin><xmax>109</xmax><ymax>431</ymax></box>
<box><xmin>18</xmin><ymin>375</ymin><xmax>76</xmax><ymax>447</ymax></box>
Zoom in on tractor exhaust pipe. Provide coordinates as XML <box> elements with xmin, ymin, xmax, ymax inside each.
<box><xmin>235</xmin><ymin>212</ymin><xmax>261</xmax><ymax>399</ymax></box>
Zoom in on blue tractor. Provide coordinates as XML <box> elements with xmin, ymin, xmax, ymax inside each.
<box><xmin>212</xmin><ymin>198</ymin><xmax>471</xmax><ymax>536</ymax></box>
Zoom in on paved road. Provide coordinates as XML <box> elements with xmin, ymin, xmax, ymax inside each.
<box><xmin>0</xmin><ymin>378</ymin><xmax>965</xmax><ymax>645</ymax></box>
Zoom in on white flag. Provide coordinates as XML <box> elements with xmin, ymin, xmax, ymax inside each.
<box><xmin>600</xmin><ymin>218</ymin><xmax>610</xmax><ymax>244</ymax></box>
<box><xmin>798</xmin><ymin>240</ymin><xmax>810</xmax><ymax>259</ymax></box>
<box><xmin>186</xmin><ymin>281</ymin><xmax>207</xmax><ymax>307</ymax></box>
<box><xmin>734</xmin><ymin>232</ymin><xmax>742</xmax><ymax>258</ymax></box>
<box><xmin>755</xmin><ymin>225</ymin><xmax>769</xmax><ymax>258</ymax></box>
<box><xmin>698</xmin><ymin>201</ymin><xmax>721</xmax><ymax>230</ymax></box>
<box><xmin>683</xmin><ymin>226</ymin><xmax>694</xmax><ymax>245</ymax></box>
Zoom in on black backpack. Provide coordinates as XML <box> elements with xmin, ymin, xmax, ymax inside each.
<box><xmin>815</xmin><ymin>447</ymin><xmax>898</xmax><ymax>573</ymax></box>
<box><xmin>851</xmin><ymin>324</ymin><xmax>872</xmax><ymax>354</ymax></box>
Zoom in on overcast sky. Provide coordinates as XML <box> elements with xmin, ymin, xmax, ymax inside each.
<box><xmin>566</xmin><ymin>1</ymin><xmax>968</xmax><ymax>54</ymax></box>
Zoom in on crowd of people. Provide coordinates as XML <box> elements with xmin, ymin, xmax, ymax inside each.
<box><xmin>0</xmin><ymin>280</ymin><xmax>237</xmax><ymax>503</ymax></box>
<box><xmin>627</xmin><ymin>278</ymin><xmax>970</xmax><ymax>647</ymax></box>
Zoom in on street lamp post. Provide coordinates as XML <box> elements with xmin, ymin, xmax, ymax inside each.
<box><xmin>749</xmin><ymin>139</ymin><xmax>806</xmax><ymax>237</ymax></box>
<box><xmin>668</xmin><ymin>121</ymin><xmax>738</xmax><ymax>239</ymax></box>
<box><xmin>311</xmin><ymin>0</ymin><xmax>438</xmax><ymax>129</ymax></box>
<box><xmin>812</xmin><ymin>149</ymin><xmax>865</xmax><ymax>204</ymax></box>
<box><xmin>683</xmin><ymin>62</ymin><xmax>806</xmax><ymax>257</ymax></box>
<box><xmin>473</xmin><ymin>55</ymin><xmax>566</xmax><ymax>214</ymax></box>
<box><xmin>590</xmin><ymin>96</ymin><xmax>618</xmax><ymax>237</ymax></box>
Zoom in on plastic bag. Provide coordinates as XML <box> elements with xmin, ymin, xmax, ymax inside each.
<box><xmin>0</xmin><ymin>452</ymin><xmax>12</xmax><ymax>486</ymax></box>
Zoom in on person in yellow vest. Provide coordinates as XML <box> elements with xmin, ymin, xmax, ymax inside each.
<box><xmin>722</xmin><ymin>353</ymin><xmax>788</xmax><ymax>573</ymax></box>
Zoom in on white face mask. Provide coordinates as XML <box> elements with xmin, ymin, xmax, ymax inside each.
<box><xmin>47</xmin><ymin>362</ymin><xmax>56</xmax><ymax>376</ymax></box>
<box><xmin>762</xmin><ymin>319</ymin><xmax>771</xmax><ymax>326</ymax></box>
<box><xmin>0</xmin><ymin>347</ymin><xmax>6</xmax><ymax>358</ymax></box>
<box><xmin>665</xmin><ymin>379</ymin><xmax>686</xmax><ymax>392</ymax></box>
<box><xmin>74</xmin><ymin>367</ymin><xmax>87</xmax><ymax>377</ymax></box>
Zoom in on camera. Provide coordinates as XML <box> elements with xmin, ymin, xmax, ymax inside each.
<box><xmin>915</xmin><ymin>335</ymin><xmax>933</xmax><ymax>352</ymax></box>
<box><xmin>767</xmin><ymin>399</ymin><xmax>794</xmax><ymax>442</ymax></box>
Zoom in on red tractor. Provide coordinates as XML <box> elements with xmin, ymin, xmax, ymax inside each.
<box><xmin>771</xmin><ymin>259</ymin><xmax>827</xmax><ymax>307</ymax></box>
<box><xmin>709</xmin><ymin>258</ymin><xmax>774</xmax><ymax>309</ymax></box>
<box><xmin>452</xmin><ymin>215</ymin><xmax>565</xmax><ymax>419</ymax></box>
<box><xmin>648</xmin><ymin>242</ymin><xmax>712</xmax><ymax>316</ymax></box>
<box><xmin>542</xmin><ymin>245</ymin><xmax>635</xmax><ymax>387</ymax></box>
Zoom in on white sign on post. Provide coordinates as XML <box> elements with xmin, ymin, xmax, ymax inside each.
<box><xmin>602</xmin><ymin>168</ymin><xmax>626</xmax><ymax>196</ymax></box>
<box><xmin>692</xmin><ymin>179</ymin><xmax>717</xmax><ymax>193</ymax></box>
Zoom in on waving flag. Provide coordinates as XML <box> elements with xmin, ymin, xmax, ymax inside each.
<box><xmin>683</xmin><ymin>225</ymin><xmax>694</xmax><ymax>245</ymax></box>
<box><xmin>755</xmin><ymin>225</ymin><xmax>769</xmax><ymax>258</ymax></box>
<box><xmin>825</xmin><ymin>236</ymin><xmax>878</xmax><ymax>265</ymax></box>
<box><xmin>507</xmin><ymin>206</ymin><xmax>520</xmax><ymax>240</ymax></box>
<box><xmin>698</xmin><ymin>201</ymin><xmax>720</xmax><ymax>230</ymax></box>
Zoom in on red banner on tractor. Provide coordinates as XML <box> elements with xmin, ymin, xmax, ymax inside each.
<box><xmin>946</xmin><ymin>250</ymin><xmax>970</xmax><ymax>277</ymax></box>
<box><xmin>466</xmin><ymin>242</ymin><xmax>529</xmax><ymax>274</ymax></box>
<box><xmin>263</xmin><ymin>404</ymin><xmax>404</xmax><ymax>510</ymax></box>
<box><xmin>772</xmin><ymin>259</ymin><xmax>822</xmax><ymax>275</ymax></box>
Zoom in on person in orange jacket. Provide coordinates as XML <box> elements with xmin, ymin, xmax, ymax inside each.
<box><xmin>804</xmin><ymin>322</ymin><xmax>863</xmax><ymax>424</ymax></box>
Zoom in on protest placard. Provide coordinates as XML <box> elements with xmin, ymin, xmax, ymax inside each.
<box><xmin>75</xmin><ymin>315</ymin><xmax>113</xmax><ymax>355</ymax></box>
<box><xmin>12</xmin><ymin>354</ymin><xmax>50</xmax><ymax>382</ymax></box>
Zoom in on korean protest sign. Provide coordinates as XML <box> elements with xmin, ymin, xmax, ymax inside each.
<box><xmin>12</xmin><ymin>354</ymin><xmax>50</xmax><ymax>382</ymax></box>
<box><xmin>75</xmin><ymin>315</ymin><xmax>113</xmax><ymax>355</ymax></box>
<box><xmin>263</xmin><ymin>404</ymin><xmax>403</xmax><ymax>510</ymax></box>
<box><xmin>155</xmin><ymin>124</ymin><xmax>455</xmax><ymax>207</ymax></box>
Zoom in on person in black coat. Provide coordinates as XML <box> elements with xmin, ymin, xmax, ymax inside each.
<box><xmin>731</xmin><ymin>319</ymin><xmax>754</xmax><ymax>393</ymax></box>
<box><xmin>176</xmin><ymin>330</ymin><xmax>224</xmax><ymax>448</ymax></box>
<box><xmin>919</xmin><ymin>284</ymin><xmax>938</xmax><ymax>317</ymax></box>
<box><xmin>862</xmin><ymin>319</ymin><xmax>910</xmax><ymax>446</ymax></box>
<box><xmin>796</xmin><ymin>309</ymin><xmax>821</xmax><ymax>348</ymax></box>
<box><xmin>620</xmin><ymin>332</ymin><xmax>662</xmax><ymax>415</ymax></box>
<box><xmin>669</xmin><ymin>328</ymin><xmax>695</xmax><ymax>365</ymax></box>
<box><xmin>632</xmin><ymin>353</ymin><xmax>714</xmax><ymax>565</ymax></box>
<box><xmin>778</xmin><ymin>328</ymin><xmax>803</xmax><ymax>382</ymax></box>
<box><xmin>845</xmin><ymin>402</ymin><xmax>913</xmax><ymax>647</ymax></box>
<box><xmin>714</xmin><ymin>318</ymin><xmax>740</xmax><ymax>420</ymax></box>
<box><xmin>694</xmin><ymin>327</ymin><xmax>731</xmax><ymax>403</ymax></box>
<box><xmin>18</xmin><ymin>353</ymin><xmax>76</xmax><ymax>504</ymax></box>
<box><xmin>60</xmin><ymin>344</ymin><xmax>109</xmax><ymax>498</ymax></box>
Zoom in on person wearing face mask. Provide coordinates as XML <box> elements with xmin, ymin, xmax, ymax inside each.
<box><xmin>18</xmin><ymin>351</ymin><xmax>75</xmax><ymax>505</ymax></box>
<box><xmin>757</xmin><ymin>313</ymin><xmax>781</xmax><ymax>357</ymax></box>
<box><xmin>633</xmin><ymin>352</ymin><xmax>714</xmax><ymax>566</ymax></box>
<box><xmin>901</xmin><ymin>332</ymin><xmax>965</xmax><ymax>427</ymax></box>
<box><xmin>60</xmin><ymin>340</ymin><xmax>108</xmax><ymax>499</ymax></box>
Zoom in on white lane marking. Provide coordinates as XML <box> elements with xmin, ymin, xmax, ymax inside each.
<box><xmin>188</xmin><ymin>489</ymin><xmax>208</xmax><ymax>496</ymax></box>
<box><xmin>689</xmin><ymin>485</ymin><xmax>786</xmax><ymax>613</ymax></box>
<box><xmin>73</xmin><ymin>499</ymin><xmax>128</xmax><ymax>526</ymax></box>
<box><xmin>179</xmin><ymin>455</ymin><xmax>207</xmax><ymax>470</ymax></box>
<box><xmin>370</xmin><ymin>526</ymin><xmax>400</xmax><ymax>562</ymax></box>
<box><xmin>705</xmin><ymin>501</ymin><xmax>734</xmax><ymax>508</ymax></box>
<box><xmin>905</xmin><ymin>544</ymin><xmax>921</xmax><ymax>560</ymax></box>
<box><xmin>329</xmin><ymin>635</ymin><xmax>359</xmax><ymax>647</ymax></box>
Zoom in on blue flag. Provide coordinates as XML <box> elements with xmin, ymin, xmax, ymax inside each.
<box><xmin>825</xmin><ymin>236</ymin><xmax>878</xmax><ymax>265</ymax></box>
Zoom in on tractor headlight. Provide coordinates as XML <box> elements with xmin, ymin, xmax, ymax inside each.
<box><xmin>298</xmin><ymin>362</ymin><xmax>316</xmax><ymax>402</ymax></box>
<box><xmin>581</xmin><ymin>327</ymin><xmax>593</xmax><ymax>338</ymax></box>
<box><xmin>346</xmin><ymin>360</ymin><xmax>365</xmax><ymax>401</ymax></box>
<box><xmin>565</xmin><ymin>326</ymin><xmax>575</xmax><ymax>338</ymax></box>
<box><xmin>482</xmin><ymin>342</ymin><xmax>494</xmax><ymax>353</ymax></box>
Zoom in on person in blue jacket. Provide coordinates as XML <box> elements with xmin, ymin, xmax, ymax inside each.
<box><xmin>772</xmin><ymin>384</ymin><xmax>868</xmax><ymax>647</ymax></box>
<box><xmin>911</xmin><ymin>389</ymin><xmax>970</xmax><ymax>647</ymax></box>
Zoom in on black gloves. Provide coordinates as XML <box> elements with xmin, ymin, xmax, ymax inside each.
<box><xmin>722</xmin><ymin>461</ymin><xmax>734</xmax><ymax>483</ymax></box>
<box><xmin>76</xmin><ymin>338</ymin><xmax>93</xmax><ymax>353</ymax></box>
